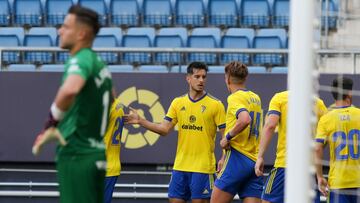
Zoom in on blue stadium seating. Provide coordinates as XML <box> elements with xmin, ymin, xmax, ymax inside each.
<box><xmin>14</xmin><ymin>0</ymin><xmax>42</xmax><ymax>26</ymax></box>
<box><xmin>108</xmin><ymin>64</ymin><xmax>134</xmax><ymax>72</ymax></box>
<box><xmin>170</xmin><ymin>65</ymin><xmax>186</xmax><ymax>73</ymax></box>
<box><xmin>208</xmin><ymin>0</ymin><xmax>237</xmax><ymax>27</ymax></box>
<box><xmin>191</xmin><ymin>28</ymin><xmax>221</xmax><ymax>46</ymax></box>
<box><xmin>253</xmin><ymin>36</ymin><xmax>283</xmax><ymax>65</ymax></box>
<box><xmin>24</xmin><ymin>35</ymin><xmax>54</xmax><ymax>64</ymax></box>
<box><xmin>248</xmin><ymin>66</ymin><xmax>267</xmax><ymax>73</ymax></box>
<box><xmin>93</xmin><ymin>35</ymin><xmax>118</xmax><ymax>64</ymax></box>
<box><xmin>0</xmin><ymin>27</ymin><xmax>25</xmax><ymax>44</ymax></box>
<box><xmin>240</xmin><ymin>0</ymin><xmax>270</xmax><ymax>27</ymax></box>
<box><xmin>143</xmin><ymin>0</ymin><xmax>172</xmax><ymax>27</ymax></box>
<box><xmin>272</xmin><ymin>0</ymin><xmax>289</xmax><ymax>27</ymax></box>
<box><xmin>55</xmin><ymin>36</ymin><xmax>69</xmax><ymax>63</ymax></box>
<box><xmin>257</xmin><ymin>28</ymin><xmax>287</xmax><ymax>47</ymax></box>
<box><xmin>221</xmin><ymin>28</ymin><xmax>255</xmax><ymax>65</ymax></box>
<box><xmin>0</xmin><ymin>35</ymin><xmax>21</xmax><ymax>64</ymax></box>
<box><xmin>208</xmin><ymin>65</ymin><xmax>224</xmax><ymax>73</ymax></box>
<box><xmin>139</xmin><ymin>65</ymin><xmax>168</xmax><ymax>72</ymax></box>
<box><xmin>127</xmin><ymin>27</ymin><xmax>155</xmax><ymax>42</ymax></box>
<box><xmin>0</xmin><ymin>0</ymin><xmax>11</xmax><ymax>26</ymax></box>
<box><xmin>8</xmin><ymin>64</ymin><xmax>36</xmax><ymax>71</ymax></box>
<box><xmin>98</xmin><ymin>27</ymin><xmax>122</xmax><ymax>43</ymax></box>
<box><xmin>322</xmin><ymin>0</ymin><xmax>338</xmax><ymax>29</ymax></box>
<box><xmin>110</xmin><ymin>0</ymin><xmax>140</xmax><ymax>27</ymax></box>
<box><xmin>122</xmin><ymin>35</ymin><xmax>152</xmax><ymax>64</ymax></box>
<box><xmin>158</xmin><ymin>27</ymin><xmax>187</xmax><ymax>42</ymax></box>
<box><xmin>41</xmin><ymin>64</ymin><xmax>64</xmax><ymax>71</ymax></box>
<box><xmin>175</xmin><ymin>0</ymin><xmax>205</xmax><ymax>27</ymax></box>
<box><xmin>45</xmin><ymin>0</ymin><xmax>72</xmax><ymax>26</ymax></box>
<box><xmin>29</xmin><ymin>27</ymin><xmax>57</xmax><ymax>43</ymax></box>
<box><xmin>271</xmin><ymin>66</ymin><xmax>287</xmax><ymax>73</ymax></box>
<box><xmin>187</xmin><ymin>28</ymin><xmax>220</xmax><ymax>64</ymax></box>
<box><xmin>154</xmin><ymin>28</ymin><xmax>187</xmax><ymax>64</ymax></box>
<box><xmin>79</xmin><ymin>0</ymin><xmax>107</xmax><ymax>26</ymax></box>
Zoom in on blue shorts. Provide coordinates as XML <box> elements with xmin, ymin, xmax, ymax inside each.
<box><xmin>262</xmin><ymin>168</ymin><xmax>323</xmax><ymax>203</ymax></box>
<box><xmin>214</xmin><ymin>148</ymin><xmax>263</xmax><ymax>199</ymax></box>
<box><xmin>328</xmin><ymin>188</ymin><xmax>360</xmax><ymax>203</ymax></box>
<box><xmin>168</xmin><ymin>170</ymin><xmax>215</xmax><ymax>201</ymax></box>
<box><xmin>104</xmin><ymin>176</ymin><xmax>118</xmax><ymax>203</ymax></box>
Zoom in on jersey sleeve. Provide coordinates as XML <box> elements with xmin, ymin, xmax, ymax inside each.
<box><xmin>228</xmin><ymin>95</ymin><xmax>248</xmax><ymax>119</ymax></box>
<box><xmin>165</xmin><ymin>98</ymin><xmax>178</xmax><ymax>124</ymax></box>
<box><xmin>267</xmin><ymin>94</ymin><xmax>281</xmax><ymax>116</ymax></box>
<box><xmin>66</xmin><ymin>56</ymin><xmax>92</xmax><ymax>80</ymax></box>
<box><xmin>315</xmin><ymin>116</ymin><xmax>328</xmax><ymax>144</ymax></box>
<box><xmin>316</xmin><ymin>99</ymin><xmax>328</xmax><ymax>119</ymax></box>
<box><xmin>215</xmin><ymin>101</ymin><xmax>226</xmax><ymax>129</ymax></box>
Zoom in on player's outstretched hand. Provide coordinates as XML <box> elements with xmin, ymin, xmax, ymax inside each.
<box><xmin>317</xmin><ymin>176</ymin><xmax>329</xmax><ymax>197</ymax></box>
<box><xmin>220</xmin><ymin>137</ymin><xmax>230</xmax><ymax>150</ymax></box>
<box><xmin>32</xmin><ymin>127</ymin><xmax>67</xmax><ymax>156</ymax></box>
<box><xmin>254</xmin><ymin>157</ymin><xmax>264</xmax><ymax>177</ymax></box>
<box><xmin>124</xmin><ymin>107</ymin><xmax>141</xmax><ymax>124</ymax></box>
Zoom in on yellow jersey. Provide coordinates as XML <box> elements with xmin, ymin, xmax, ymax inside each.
<box><xmin>268</xmin><ymin>91</ymin><xmax>327</xmax><ymax>168</ymax></box>
<box><xmin>316</xmin><ymin>106</ymin><xmax>360</xmax><ymax>189</ymax></box>
<box><xmin>225</xmin><ymin>89</ymin><xmax>262</xmax><ymax>161</ymax></box>
<box><xmin>165</xmin><ymin>93</ymin><xmax>226</xmax><ymax>174</ymax></box>
<box><xmin>104</xmin><ymin>97</ymin><xmax>125</xmax><ymax>177</ymax></box>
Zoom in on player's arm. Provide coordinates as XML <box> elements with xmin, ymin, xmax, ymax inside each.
<box><xmin>53</xmin><ymin>75</ymin><xmax>85</xmax><ymax>112</ymax></box>
<box><xmin>314</xmin><ymin>141</ymin><xmax>328</xmax><ymax>196</ymax></box>
<box><xmin>216</xmin><ymin>128</ymin><xmax>226</xmax><ymax>172</ymax></box>
<box><xmin>125</xmin><ymin>107</ymin><xmax>175</xmax><ymax>136</ymax></box>
<box><xmin>255</xmin><ymin>114</ymin><xmax>279</xmax><ymax>176</ymax></box>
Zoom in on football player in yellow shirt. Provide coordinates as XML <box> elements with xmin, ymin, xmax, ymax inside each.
<box><xmin>211</xmin><ymin>61</ymin><xmax>263</xmax><ymax>203</ymax></box>
<box><xmin>254</xmin><ymin>91</ymin><xmax>327</xmax><ymax>203</ymax></box>
<box><xmin>126</xmin><ymin>62</ymin><xmax>226</xmax><ymax>203</ymax></box>
<box><xmin>315</xmin><ymin>77</ymin><xmax>360</xmax><ymax>203</ymax></box>
<box><xmin>103</xmin><ymin>97</ymin><xmax>126</xmax><ymax>203</ymax></box>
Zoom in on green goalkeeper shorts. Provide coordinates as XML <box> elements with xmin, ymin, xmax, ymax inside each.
<box><xmin>56</xmin><ymin>152</ymin><xmax>106</xmax><ymax>203</ymax></box>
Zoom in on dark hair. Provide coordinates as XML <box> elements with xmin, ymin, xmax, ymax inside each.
<box><xmin>331</xmin><ymin>76</ymin><xmax>353</xmax><ymax>100</ymax></box>
<box><xmin>187</xmin><ymin>62</ymin><xmax>208</xmax><ymax>74</ymax></box>
<box><xmin>68</xmin><ymin>5</ymin><xmax>100</xmax><ymax>36</ymax></box>
<box><xmin>225</xmin><ymin>61</ymin><xmax>248</xmax><ymax>83</ymax></box>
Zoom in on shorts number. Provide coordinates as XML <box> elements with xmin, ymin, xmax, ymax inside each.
<box><xmin>333</xmin><ymin>129</ymin><xmax>360</xmax><ymax>160</ymax></box>
<box><xmin>249</xmin><ymin>111</ymin><xmax>261</xmax><ymax>139</ymax></box>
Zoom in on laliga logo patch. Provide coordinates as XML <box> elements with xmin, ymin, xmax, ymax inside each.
<box><xmin>119</xmin><ymin>86</ymin><xmax>165</xmax><ymax>149</ymax></box>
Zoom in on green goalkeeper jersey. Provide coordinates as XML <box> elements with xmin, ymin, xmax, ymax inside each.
<box><xmin>57</xmin><ymin>48</ymin><xmax>112</xmax><ymax>157</ymax></box>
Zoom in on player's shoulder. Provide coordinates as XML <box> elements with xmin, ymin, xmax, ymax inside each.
<box><xmin>172</xmin><ymin>93</ymin><xmax>187</xmax><ymax>103</ymax></box>
<box><xmin>206</xmin><ymin>93</ymin><xmax>221</xmax><ymax>102</ymax></box>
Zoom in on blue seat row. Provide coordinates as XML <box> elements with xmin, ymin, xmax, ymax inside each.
<box><xmin>0</xmin><ymin>0</ymin><xmax>338</xmax><ymax>29</ymax></box>
<box><xmin>2</xmin><ymin>63</ymin><xmax>288</xmax><ymax>74</ymax></box>
<box><xmin>0</xmin><ymin>27</ymin><xmax>288</xmax><ymax>65</ymax></box>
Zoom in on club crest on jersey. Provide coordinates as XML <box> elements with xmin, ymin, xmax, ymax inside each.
<box><xmin>189</xmin><ymin>115</ymin><xmax>196</xmax><ymax>123</ymax></box>
<box><xmin>201</xmin><ymin>105</ymin><xmax>206</xmax><ymax>113</ymax></box>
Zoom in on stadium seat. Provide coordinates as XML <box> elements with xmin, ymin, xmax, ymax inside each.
<box><xmin>272</xmin><ymin>0</ymin><xmax>289</xmax><ymax>27</ymax></box>
<box><xmin>0</xmin><ymin>27</ymin><xmax>25</xmax><ymax>44</ymax></box>
<box><xmin>98</xmin><ymin>27</ymin><xmax>122</xmax><ymax>41</ymax></box>
<box><xmin>45</xmin><ymin>0</ymin><xmax>73</xmax><ymax>26</ymax></box>
<box><xmin>93</xmin><ymin>35</ymin><xmax>119</xmax><ymax>64</ymax></box>
<box><xmin>127</xmin><ymin>27</ymin><xmax>155</xmax><ymax>42</ymax></box>
<box><xmin>0</xmin><ymin>0</ymin><xmax>11</xmax><ymax>26</ymax></box>
<box><xmin>170</xmin><ymin>65</ymin><xmax>186</xmax><ymax>73</ymax></box>
<box><xmin>139</xmin><ymin>65</ymin><xmax>168</xmax><ymax>73</ymax></box>
<box><xmin>55</xmin><ymin>36</ymin><xmax>69</xmax><ymax>63</ymax></box>
<box><xmin>154</xmin><ymin>28</ymin><xmax>187</xmax><ymax>64</ymax></box>
<box><xmin>321</xmin><ymin>0</ymin><xmax>338</xmax><ymax>29</ymax></box>
<box><xmin>28</xmin><ymin>27</ymin><xmax>57</xmax><ymax>43</ymax></box>
<box><xmin>175</xmin><ymin>0</ymin><xmax>205</xmax><ymax>27</ymax></box>
<box><xmin>108</xmin><ymin>64</ymin><xmax>134</xmax><ymax>72</ymax></box>
<box><xmin>271</xmin><ymin>66</ymin><xmax>287</xmax><ymax>73</ymax></box>
<box><xmin>122</xmin><ymin>35</ymin><xmax>152</xmax><ymax>64</ymax></box>
<box><xmin>110</xmin><ymin>0</ymin><xmax>140</xmax><ymax>27</ymax></box>
<box><xmin>221</xmin><ymin>28</ymin><xmax>255</xmax><ymax>65</ymax></box>
<box><xmin>41</xmin><ymin>64</ymin><xmax>64</xmax><ymax>72</ymax></box>
<box><xmin>253</xmin><ymin>36</ymin><xmax>283</xmax><ymax>65</ymax></box>
<box><xmin>79</xmin><ymin>0</ymin><xmax>107</xmax><ymax>26</ymax></box>
<box><xmin>248</xmin><ymin>66</ymin><xmax>267</xmax><ymax>73</ymax></box>
<box><xmin>0</xmin><ymin>35</ymin><xmax>21</xmax><ymax>64</ymax></box>
<box><xmin>143</xmin><ymin>0</ymin><xmax>172</xmax><ymax>27</ymax></box>
<box><xmin>24</xmin><ymin>35</ymin><xmax>54</xmax><ymax>64</ymax></box>
<box><xmin>240</xmin><ymin>0</ymin><xmax>270</xmax><ymax>27</ymax></box>
<box><xmin>187</xmin><ymin>28</ymin><xmax>220</xmax><ymax>64</ymax></box>
<box><xmin>257</xmin><ymin>28</ymin><xmax>287</xmax><ymax>47</ymax></box>
<box><xmin>208</xmin><ymin>65</ymin><xmax>224</xmax><ymax>73</ymax></box>
<box><xmin>8</xmin><ymin>64</ymin><xmax>36</xmax><ymax>71</ymax></box>
<box><xmin>14</xmin><ymin>0</ymin><xmax>43</xmax><ymax>26</ymax></box>
<box><xmin>208</xmin><ymin>0</ymin><xmax>237</xmax><ymax>27</ymax></box>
